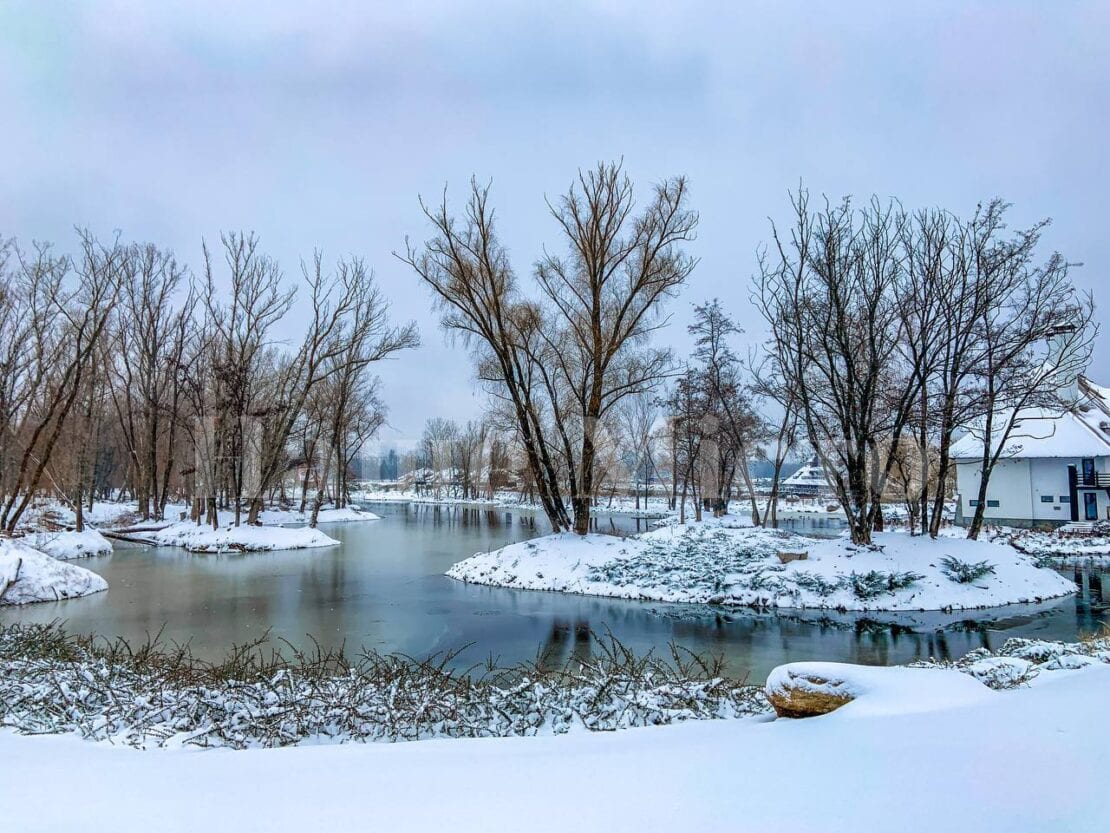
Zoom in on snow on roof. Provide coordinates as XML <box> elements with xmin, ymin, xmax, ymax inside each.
<box><xmin>951</xmin><ymin>376</ymin><xmax>1110</xmax><ymax>460</ymax></box>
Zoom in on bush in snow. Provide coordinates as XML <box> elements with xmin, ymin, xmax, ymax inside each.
<box><xmin>586</xmin><ymin>528</ymin><xmax>787</xmax><ymax>597</ymax></box>
<box><xmin>847</xmin><ymin>570</ymin><xmax>924</xmax><ymax>600</ymax></box>
<box><xmin>0</xmin><ymin>623</ymin><xmax>767</xmax><ymax>750</ymax></box>
<box><xmin>910</xmin><ymin>632</ymin><xmax>1110</xmax><ymax>689</ymax></box>
<box><xmin>939</xmin><ymin>556</ymin><xmax>996</xmax><ymax>584</ymax></box>
<box><xmin>791</xmin><ymin>572</ymin><xmax>842</xmax><ymax>597</ymax></box>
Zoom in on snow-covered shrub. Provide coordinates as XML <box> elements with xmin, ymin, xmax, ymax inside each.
<box><xmin>585</xmin><ymin>528</ymin><xmax>785</xmax><ymax>597</ymax></box>
<box><xmin>0</xmin><ymin>623</ymin><xmax>768</xmax><ymax>750</ymax></box>
<box><xmin>847</xmin><ymin>570</ymin><xmax>924</xmax><ymax>600</ymax></box>
<box><xmin>791</xmin><ymin>572</ymin><xmax>842</xmax><ymax>597</ymax></box>
<box><xmin>911</xmin><ymin>631</ymin><xmax>1110</xmax><ymax>689</ymax></box>
<box><xmin>963</xmin><ymin>657</ymin><xmax>1036</xmax><ymax>689</ymax></box>
<box><xmin>939</xmin><ymin>556</ymin><xmax>996</xmax><ymax>584</ymax></box>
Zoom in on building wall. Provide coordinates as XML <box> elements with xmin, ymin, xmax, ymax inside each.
<box><xmin>956</xmin><ymin>455</ymin><xmax>1110</xmax><ymax>526</ymax></box>
<box><xmin>1029</xmin><ymin>458</ymin><xmax>1072</xmax><ymax>521</ymax></box>
<box><xmin>955</xmin><ymin>458</ymin><xmax>1032</xmax><ymax>523</ymax></box>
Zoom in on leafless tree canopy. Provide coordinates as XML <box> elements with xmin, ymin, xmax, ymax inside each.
<box><xmin>0</xmin><ymin>229</ymin><xmax>416</xmax><ymax>532</ymax></box>
<box><xmin>755</xmin><ymin>190</ymin><xmax>1096</xmax><ymax>543</ymax></box>
<box><xmin>402</xmin><ymin>161</ymin><xmax>697</xmax><ymax>533</ymax></box>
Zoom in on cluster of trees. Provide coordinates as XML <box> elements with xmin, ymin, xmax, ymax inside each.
<box><xmin>405</xmin><ymin>168</ymin><xmax>1095</xmax><ymax>543</ymax></box>
<box><xmin>3</xmin><ymin>167</ymin><xmax>1093</xmax><ymax>546</ymax></box>
<box><xmin>756</xmin><ymin>192</ymin><xmax>1094</xmax><ymax>543</ymax></box>
<box><xmin>0</xmin><ymin>231</ymin><xmax>416</xmax><ymax>533</ymax></box>
<box><xmin>412</xmin><ymin>417</ymin><xmax>512</xmax><ymax>500</ymax></box>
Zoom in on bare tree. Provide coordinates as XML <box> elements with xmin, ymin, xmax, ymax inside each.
<box><xmin>107</xmin><ymin>243</ymin><xmax>196</xmax><ymax>521</ymax></box>
<box><xmin>963</xmin><ymin>252</ymin><xmax>1095</xmax><ymax>538</ymax></box>
<box><xmin>403</xmin><ymin>162</ymin><xmax>696</xmax><ymax>535</ymax></box>
<box><xmin>1</xmin><ymin>232</ymin><xmax>123</xmax><ymax>533</ymax></box>
<box><xmin>756</xmin><ymin>192</ymin><xmax>921</xmax><ymax>544</ymax></box>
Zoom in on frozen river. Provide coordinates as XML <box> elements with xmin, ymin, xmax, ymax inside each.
<box><xmin>3</xmin><ymin>502</ymin><xmax>1106</xmax><ymax>680</ymax></box>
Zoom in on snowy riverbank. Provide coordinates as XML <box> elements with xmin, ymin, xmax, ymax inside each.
<box><xmin>0</xmin><ymin>539</ymin><xmax>108</xmax><ymax>606</ymax></box>
<box><xmin>356</xmin><ymin>488</ymin><xmax>846</xmax><ymax>521</ymax></box>
<box><xmin>448</xmin><ymin>522</ymin><xmax>1076</xmax><ymax>612</ymax></box>
<box><xmin>138</xmin><ymin>506</ymin><xmax>379</xmax><ymax>553</ymax></box>
<box><xmin>1</xmin><ymin>633</ymin><xmax>1106</xmax><ymax>832</ymax></box>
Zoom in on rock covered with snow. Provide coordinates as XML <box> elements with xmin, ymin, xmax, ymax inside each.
<box><xmin>766</xmin><ymin>662</ymin><xmax>993</xmax><ymax>719</ymax></box>
<box><xmin>148</xmin><ymin>522</ymin><xmax>340</xmax><ymax>553</ymax></box>
<box><xmin>0</xmin><ymin>539</ymin><xmax>108</xmax><ymax>606</ymax></box>
<box><xmin>447</xmin><ymin>523</ymin><xmax>1076</xmax><ymax>612</ymax></box>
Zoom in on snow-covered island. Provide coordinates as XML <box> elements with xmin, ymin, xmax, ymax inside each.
<box><xmin>448</xmin><ymin>522</ymin><xmax>1076</xmax><ymax>612</ymax></box>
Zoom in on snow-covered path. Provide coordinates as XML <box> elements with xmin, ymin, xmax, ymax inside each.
<box><xmin>2</xmin><ymin>666</ymin><xmax>1105</xmax><ymax>833</ymax></box>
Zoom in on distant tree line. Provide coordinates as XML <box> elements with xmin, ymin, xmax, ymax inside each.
<box><xmin>0</xmin><ymin>231</ymin><xmax>417</xmax><ymax>532</ymax></box>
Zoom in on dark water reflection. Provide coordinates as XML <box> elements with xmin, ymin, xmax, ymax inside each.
<box><xmin>2</xmin><ymin>503</ymin><xmax>1105</xmax><ymax>681</ymax></box>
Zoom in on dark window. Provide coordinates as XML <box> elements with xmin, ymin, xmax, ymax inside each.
<box><xmin>1084</xmin><ymin>492</ymin><xmax>1098</xmax><ymax>521</ymax></box>
<box><xmin>1060</xmin><ymin>495</ymin><xmax>1071</xmax><ymax>503</ymax></box>
<box><xmin>987</xmin><ymin>500</ymin><xmax>1000</xmax><ymax>508</ymax></box>
<box><xmin>1082</xmin><ymin>458</ymin><xmax>1096</xmax><ymax>484</ymax></box>
<box><xmin>1040</xmin><ymin>495</ymin><xmax>1054</xmax><ymax>503</ymax></box>
<box><xmin>969</xmin><ymin>499</ymin><xmax>979</xmax><ymax>507</ymax></box>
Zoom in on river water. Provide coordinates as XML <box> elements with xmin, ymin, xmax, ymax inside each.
<box><xmin>2</xmin><ymin>503</ymin><xmax>1106</xmax><ymax>680</ymax></box>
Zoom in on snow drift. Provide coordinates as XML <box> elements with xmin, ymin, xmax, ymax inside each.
<box><xmin>0</xmin><ymin>539</ymin><xmax>108</xmax><ymax>605</ymax></box>
<box><xmin>147</xmin><ymin>522</ymin><xmax>340</xmax><ymax>553</ymax></box>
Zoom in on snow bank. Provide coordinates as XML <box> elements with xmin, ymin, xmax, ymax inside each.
<box><xmin>256</xmin><ymin>506</ymin><xmax>380</xmax><ymax>525</ymax></box>
<box><xmin>22</xmin><ymin>529</ymin><xmax>113</xmax><ymax>560</ymax></box>
<box><xmin>0</xmin><ymin>540</ymin><xmax>108</xmax><ymax>605</ymax></box>
<box><xmin>447</xmin><ymin>524</ymin><xmax>1075</xmax><ymax>611</ymax></box>
<box><xmin>766</xmin><ymin>661</ymin><xmax>994</xmax><ymax>718</ymax></box>
<box><xmin>0</xmin><ymin>658</ymin><xmax>1105</xmax><ymax>833</ymax></box>
<box><xmin>1012</xmin><ymin>525</ymin><xmax>1110</xmax><ymax>564</ymax></box>
<box><xmin>147</xmin><ymin>522</ymin><xmax>339</xmax><ymax>553</ymax></box>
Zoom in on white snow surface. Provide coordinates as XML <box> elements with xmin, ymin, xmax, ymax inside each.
<box><xmin>1</xmin><ymin>661</ymin><xmax>1105</xmax><ymax>832</ymax></box>
<box><xmin>447</xmin><ymin>523</ymin><xmax>1075</xmax><ymax>611</ymax></box>
<box><xmin>256</xmin><ymin>506</ymin><xmax>380</xmax><ymax>525</ymax></box>
<box><xmin>147</xmin><ymin>522</ymin><xmax>340</xmax><ymax>553</ymax></box>
<box><xmin>0</xmin><ymin>539</ymin><xmax>108</xmax><ymax>605</ymax></box>
<box><xmin>21</xmin><ymin>528</ymin><xmax>113</xmax><ymax>559</ymax></box>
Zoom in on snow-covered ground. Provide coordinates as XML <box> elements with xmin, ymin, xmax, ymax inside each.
<box><xmin>1011</xmin><ymin>525</ymin><xmax>1110</xmax><ymax>564</ymax></box>
<box><xmin>146</xmin><ymin>521</ymin><xmax>340</xmax><ymax>553</ymax></box>
<box><xmin>256</xmin><ymin>506</ymin><xmax>380</xmax><ymax>525</ymax></box>
<box><xmin>448</xmin><ymin>523</ymin><xmax>1075</xmax><ymax>611</ymax></box>
<box><xmin>1</xmin><ymin>653</ymin><xmax>1105</xmax><ymax>832</ymax></box>
<box><xmin>0</xmin><ymin>539</ymin><xmax>108</xmax><ymax>605</ymax></box>
<box><xmin>356</xmin><ymin>488</ymin><xmax>675</xmax><ymax>517</ymax></box>
<box><xmin>356</xmin><ymin>488</ymin><xmax>852</xmax><ymax>521</ymax></box>
<box><xmin>21</xmin><ymin>528</ymin><xmax>113</xmax><ymax>560</ymax></box>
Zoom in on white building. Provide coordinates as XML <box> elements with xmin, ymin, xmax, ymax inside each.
<box><xmin>781</xmin><ymin>457</ymin><xmax>831</xmax><ymax>497</ymax></box>
<box><xmin>951</xmin><ymin>377</ymin><xmax>1110</xmax><ymax>529</ymax></box>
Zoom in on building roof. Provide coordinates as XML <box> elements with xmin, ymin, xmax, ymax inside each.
<box><xmin>951</xmin><ymin>376</ymin><xmax>1110</xmax><ymax>461</ymax></box>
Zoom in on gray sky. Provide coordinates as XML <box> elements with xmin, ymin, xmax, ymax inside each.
<box><xmin>2</xmin><ymin>1</ymin><xmax>1107</xmax><ymax>451</ymax></box>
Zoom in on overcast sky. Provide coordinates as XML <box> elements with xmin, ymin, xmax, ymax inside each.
<box><xmin>2</xmin><ymin>1</ymin><xmax>1107</xmax><ymax>451</ymax></box>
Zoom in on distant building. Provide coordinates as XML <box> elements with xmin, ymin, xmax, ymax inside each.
<box><xmin>951</xmin><ymin>377</ymin><xmax>1110</xmax><ymax>528</ymax></box>
<box><xmin>379</xmin><ymin>449</ymin><xmax>399</xmax><ymax>481</ymax></box>
<box><xmin>781</xmin><ymin>457</ymin><xmax>832</xmax><ymax>497</ymax></box>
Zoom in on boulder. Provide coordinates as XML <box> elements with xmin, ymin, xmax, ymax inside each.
<box><xmin>775</xmin><ymin>550</ymin><xmax>809</xmax><ymax>564</ymax></box>
<box><xmin>765</xmin><ymin>665</ymin><xmax>856</xmax><ymax>718</ymax></box>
